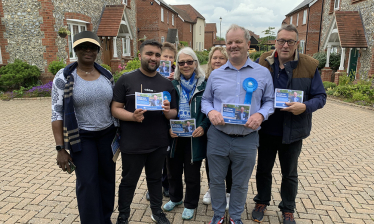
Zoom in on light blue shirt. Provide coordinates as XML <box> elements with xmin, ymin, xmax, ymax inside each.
<box><xmin>201</xmin><ymin>58</ymin><xmax>274</xmax><ymax>135</ymax></box>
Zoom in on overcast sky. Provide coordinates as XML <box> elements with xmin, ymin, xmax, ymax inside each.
<box><xmin>167</xmin><ymin>0</ymin><xmax>304</xmax><ymax>38</ymax></box>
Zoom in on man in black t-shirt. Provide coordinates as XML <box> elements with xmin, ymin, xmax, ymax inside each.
<box><xmin>112</xmin><ymin>40</ymin><xmax>178</xmax><ymax>224</ymax></box>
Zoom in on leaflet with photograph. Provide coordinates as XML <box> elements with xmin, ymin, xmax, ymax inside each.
<box><xmin>157</xmin><ymin>60</ymin><xmax>172</xmax><ymax>78</ymax></box>
<box><xmin>111</xmin><ymin>129</ymin><xmax>121</xmax><ymax>162</ymax></box>
<box><xmin>170</xmin><ymin>119</ymin><xmax>196</xmax><ymax>137</ymax></box>
<box><xmin>221</xmin><ymin>103</ymin><xmax>251</xmax><ymax>125</ymax></box>
<box><xmin>274</xmin><ymin>88</ymin><xmax>304</xmax><ymax>108</ymax></box>
<box><xmin>135</xmin><ymin>92</ymin><xmax>164</xmax><ymax>110</ymax></box>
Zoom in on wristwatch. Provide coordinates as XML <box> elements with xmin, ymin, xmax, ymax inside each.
<box><xmin>56</xmin><ymin>145</ymin><xmax>64</xmax><ymax>151</ymax></box>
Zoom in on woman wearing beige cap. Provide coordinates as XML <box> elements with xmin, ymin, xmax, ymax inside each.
<box><xmin>51</xmin><ymin>31</ymin><xmax>117</xmax><ymax>224</ymax></box>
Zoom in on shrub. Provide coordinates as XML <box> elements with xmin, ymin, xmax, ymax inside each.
<box><xmin>326</xmin><ymin>87</ymin><xmax>336</xmax><ymax>95</ymax></box>
<box><xmin>250</xmin><ymin>51</ymin><xmax>263</xmax><ymax>61</ymax></box>
<box><xmin>323</xmin><ymin>81</ymin><xmax>336</xmax><ymax>90</ymax></box>
<box><xmin>25</xmin><ymin>81</ymin><xmax>52</xmax><ymax>97</ymax></box>
<box><xmin>329</xmin><ymin>53</ymin><xmax>341</xmax><ymax>71</ymax></box>
<box><xmin>48</xmin><ymin>58</ymin><xmax>66</xmax><ymax>75</ymax></box>
<box><xmin>339</xmin><ymin>75</ymin><xmax>351</xmax><ymax>86</ymax></box>
<box><xmin>100</xmin><ymin>63</ymin><xmax>112</xmax><ymax>72</ymax></box>
<box><xmin>312</xmin><ymin>52</ymin><xmax>326</xmax><ymax>70</ymax></box>
<box><xmin>113</xmin><ymin>59</ymin><xmax>141</xmax><ymax>82</ymax></box>
<box><xmin>195</xmin><ymin>50</ymin><xmax>209</xmax><ymax>65</ymax></box>
<box><xmin>0</xmin><ymin>59</ymin><xmax>40</xmax><ymax>91</ymax></box>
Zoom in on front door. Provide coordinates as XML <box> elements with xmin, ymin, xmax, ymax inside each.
<box><xmin>348</xmin><ymin>48</ymin><xmax>359</xmax><ymax>81</ymax></box>
<box><xmin>102</xmin><ymin>37</ymin><xmax>113</xmax><ymax>66</ymax></box>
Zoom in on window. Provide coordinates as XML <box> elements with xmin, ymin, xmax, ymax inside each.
<box><xmin>161</xmin><ymin>8</ymin><xmax>164</xmax><ymax>22</ymax></box>
<box><xmin>122</xmin><ymin>0</ymin><xmax>127</xmax><ymax>5</ymax></box>
<box><xmin>161</xmin><ymin>36</ymin><xmax>165</xmax><ymax>43</ymax></box>
<box><xmin>67</xmin><ymin>21</ymin><xmax>87</xmax><ymax>60</ymax></box>
<box><xmin>334</xmin><ymin>0</ymin><xmax>339</xmax><ymax>9</ymax></box>
<box><xmin>299</xmin><ymin>40</ymin><xmax>305</xmax><ymax>54</ymax></box>
<box><xmin>297</xmin><ymin>13</ymin><xmax>299</xmax><ymax>26</ymax></box>
<box><xmin>303</xmin><ymin>9</ymin><xmax>307</xmax><ymax>24</ymax></box>
<box><xmin>167</xmin><ymin>11</ymin><xmax>169</xmax><ymax>24</ymax></box>
<box><xmin>290</xmin><ymin>16</ymin><xmax>293</xmax><ymax>24</ymax></box>
<box><xmin>199</xmin><ymin>26</ymin><xmax>201</xmax><ymax>35</ymax></box>
<box><xmin>190</xmin><ymin>24</ymin><xmax>192</xmax><ymax>32</ymax></box>
<box><xmin>172</xmin><ymin>14</ymin><xmax>174</xmax><ymax>26</ymax></box>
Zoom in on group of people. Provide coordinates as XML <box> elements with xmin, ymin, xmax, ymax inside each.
<box><xmin>51</xmin><ymin>23</ymin><xmax>326</xmax><ymax>224</ymax></box>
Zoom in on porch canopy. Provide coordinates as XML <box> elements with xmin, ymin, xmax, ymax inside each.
<box><xmin>97</xmin><ymin>5</ymin><xmax>133</xmax><ymax>58</ymax></box>
<box><xmin>323</xmin><ymin>11</ymin><xmax>367</xmax><ymax>71</ymax></box>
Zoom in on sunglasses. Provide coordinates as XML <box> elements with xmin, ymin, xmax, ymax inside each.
<box><xmin>178</xmin><ymin>60</ymin><xmax>196</xmax><ymax>66</ymax></box>
<box><xmin>76</xmin><ymin>44</ymin><xmax>99</xmax><ymax>51</ymax></box>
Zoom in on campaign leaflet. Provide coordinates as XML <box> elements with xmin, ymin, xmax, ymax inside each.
<box><xmin>170</xmin><ymin>119</ymin><xmax>196</xmax><ymax>137</ymax></box>
<box><xmin>135</xmin><ymin>92</ymin><xmax>164</xmax><ymax>110</ymax></box>
<box><xmin>221</xmin><ymin>103</ymin><xmax>251</xmax><ymax>125</ymax></box>
<box><xmin>274</xmin><ymin>88</ymin><xmax>304</xmax><ymax>108</ymax></box>
<box><xmin>157</xmin><ymin>60</ymin><xmax>172</xmax><ymax>78</ymax></box>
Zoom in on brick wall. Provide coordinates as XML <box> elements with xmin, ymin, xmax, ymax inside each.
<box><xmin>306</xmin><ymin>1</ymin><xmax>323</xmax><ymax>56</ymax></box>
<box><xmin>204</xmin><ymin>32</ymin><xmax>214</xmax><ymax>50</ymax></box>
<box><xmin>0</xmin><ymin>0</ymin><xmax>9</xmax><ymax>65</ymax></box>
<box><xmin>176</xmin><ymin>17</ymin><xmax>193</xmax><ymax>48</ymax></box>
<box><xmin>137</xmin><ymin>2</ymin><xmax>177</xmax><ymax>49</ymax></box>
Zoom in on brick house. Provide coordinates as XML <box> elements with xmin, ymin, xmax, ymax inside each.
<box><xmin>319</xmin><ymin>0</ymin><xmax>373</xmax><ymax>82</ymax></box>
<box><xmin>136</xmin><ymin>0</ymin><xmax>178</xmax><ymax>49</ymax></box>
<box><xmin>284</xmin><ymin>0</ymin><xmax>324</xmax><ymax>56</ymax></box>
<box><xmin>172</xmin><ymin>4</ymin><xmax>205</xmax><ymax>51</ymax></box>
<box><xmin>172</xmin><ymin>6</ymin><xmax>194</xmax><ymax>48</ymax></box>
<box><xmin>0</xmin><ymin>0</ymin><xmax>137</xmax><ymax>82</ymax></box>
<box><xmin>204</xmin><ymin>23</ymin><xmax>216</xmax><ymax>50</ymax></box>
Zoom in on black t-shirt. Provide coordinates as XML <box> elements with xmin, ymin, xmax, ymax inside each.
<box><xmin>113</xmin><ymin>69</ymin><xmax>178</xmax><ymax>154</ymax></box>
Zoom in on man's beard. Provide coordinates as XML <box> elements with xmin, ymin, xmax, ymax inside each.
<box><xmin>141</xmin><ymin>59</ymin><xmax>159</xmax><ymax>73</ymax></box>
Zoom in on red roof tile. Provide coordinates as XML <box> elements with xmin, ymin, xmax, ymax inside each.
<box><xmin>97</xmin><ymin>5</ymin><xmax>124</xmax><ymax>37</ymax></box>
<box><xmin>335</xmin><ymin>11</ymin><xmax>368</xmax><ymax>48</ymax></box>
<box><xmin>171</xmin><ymin>4</ymin><xmax>205</xmax><ymax>23</ymax></box>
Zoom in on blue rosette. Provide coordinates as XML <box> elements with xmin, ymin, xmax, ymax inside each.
<box><xmin>163</xmin><ymin>91</ymin><xmax>171</xmax><ymax>102</ymax></box>
<box><xmin>242</xmin><ymin>78</ymin><xmax>258</xmax><ymax>104</ymax></box>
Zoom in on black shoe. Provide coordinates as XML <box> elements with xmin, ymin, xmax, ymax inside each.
<box><xmin>282</xmin><ymin>212</ymin><xmax>296</xmax><ymax>224</ymax></box>
<box><xmin>116</xmin><ymin>213</ymin><xmax>129</xmax><ymax>224</ymax></box>
<box><xmin>163</xmin><ymin>188</ymin><xmax>170</xmax><ymax>197</ymax></box>
<box><xmin>252</xmin><ymin>203</ymin><xmax>267</xmax><ymax>222</ymax></box>
<box><xmin>151</xmin><ymin>212</ymin><xmax>170</xmax><ymax>224</ymax></box>
<box><xmin>146</xmin><ymin>191</ymin><xmax>150</xmax><ymax>201</ymax></box>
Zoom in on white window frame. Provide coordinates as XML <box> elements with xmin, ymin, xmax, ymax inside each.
<box><xmin>334</xmin><ymin>0</ymin><xmax>340</xmax><ymax>9</ymax></box>
<box><xmin>297</xmin><ymin>13</ymin><xmax>299</xmax><ymax>26</ymax></box>
<box><xmin>0</xmin><ymin>46</ymin><xmax>3</xmax><ymax>64</ymax></box>
<box><xmin>172</xmin><ymin>14</ymin><xmax>174</xmax><ymax>26</ymax></box>
<box><xmin>299</xmin><ymin>40</ymin><xmax>305</xmax><ymax>54</ymax></box>
<box><xmin>190</xmin><ymin>24</ymin><xmax>192</xmax><ymax>32</ymax></box>
<box><xmin>199</xmin><ymin>26</ymin><xmax>201</xmax><ymax>35</ymax></box>
<box><xmin>161</xmin><ymin>36</ymin><xmax>165</xmax><ymax>43</ymax></box>
<box><xmin>122</xmin><ymin>36</ymin><xmax>131</xmax><ymax>57</ymax></box>
<box><xmin>161</xmin><ymin>8</ymin><xmax>164</xmax><ymax>22</ymax></box>
<box><xmin>67</xmin><ymin>21</ymin><xmax>87</xmax><ymax>60</ymax></box>
<box><xmin>122</xmin><ymin>0</ymin><xmax>127</xmax><ymax>5</ymax></box>
<box><xmin>167</xmin><ymin>11</ymin><xmax>169</xmax><ymax>24</ymax></box>
<box><xmin>290</xmin><ymin>16</ymin><xmax>293</xmax><ymax>24</ymax></box>
<box><xmin>303</xmin><ymin>10</ymin><xmax>307</xmax><ymax>24</ymax></box>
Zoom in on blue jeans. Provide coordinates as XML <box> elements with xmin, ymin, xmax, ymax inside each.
<box><xmin>253</xmin><ymin>133</ymin><xmax>302</xmax><ymax>213</ymax></box>
<box><xmin>71</xmin><ymin>124</ymin><xmax>116</xmax><ymax>224</ymax></box>
<box><xmin>207</xmin><ymin>126</ymin><xmax>258</xmax><ymax>220</ymax></box>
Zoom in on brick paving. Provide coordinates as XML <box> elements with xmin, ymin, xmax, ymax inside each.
<box><xmin>0</xmin><ymin>98</ymin><xmax>373</xmax><ymax>224</ymax></box>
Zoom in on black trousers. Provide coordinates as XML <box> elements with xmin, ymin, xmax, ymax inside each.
<box><xmin>71</xmin><ymin>125</ymin><xmax>116</xmax><ymax>224</ymax></box>
<box><xmin>118</xmin><ymin>146</ymin><xmax>168</xmax><ymax>216</ymax></box>
<box><xmin>253</xmin><ymin>133</ymin><xmax>302</xmax><ymax>213</ymax></box>
<box><xmin>205</xmin><ymin>158</ymin><xmax>232</xmax><ymax>193</ymax></box>
<box><xmin>166</xmin><ymin>137</ymin><xmax>202</xmax><ymax>209</ymax></box>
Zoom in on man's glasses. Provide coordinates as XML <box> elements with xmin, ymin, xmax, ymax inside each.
<box><xmin>76</xmin><ymin>44</ymin><xmax>99</xmax><ymax>51</ymax></box>
<box><xmin>178</xmin><ymin>60</ymin><xmax>196</xmax><ymax>66</ymax></box>
<box><xmin>276</xmin><ymin>39</ymin><xmax>297</xmax><ymax>46</ymax></box>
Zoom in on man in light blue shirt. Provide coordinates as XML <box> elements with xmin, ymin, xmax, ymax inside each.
<box><xmin>201</xmin><ymin>24</ymin><xmax>274</xmax><ymax>224</ymax></box>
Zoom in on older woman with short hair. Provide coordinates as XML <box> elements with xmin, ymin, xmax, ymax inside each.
<box><xmin>162</xmin><ymin>47</ymin><xmax>210</xmax><ymax>220</ymax></box>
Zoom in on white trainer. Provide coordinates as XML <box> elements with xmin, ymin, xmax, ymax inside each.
<box><xmin>203</xmin><ymin>189</ymin><xmax>211</xmax><ymax>205</ymax></box>
<box><xmin>226</xmin><ymin>193</ymin><xmax>230</xmax><ymax>210</ymax></box>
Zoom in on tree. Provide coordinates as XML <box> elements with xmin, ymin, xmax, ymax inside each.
<box><xmin>258</xmin><ymin>27</ymin><xmax>275</xmax><ymax>51</ymax></box>
<box><xmin>216</xmin><ymin>36</ymin><xmax>225</xmax><ymax>41</ymax></box>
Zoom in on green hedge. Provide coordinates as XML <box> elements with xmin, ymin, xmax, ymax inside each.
<box><xmin>0</xmin><ymin>59</ymin><xmax>40</xmax><ymax>91</ymax></box>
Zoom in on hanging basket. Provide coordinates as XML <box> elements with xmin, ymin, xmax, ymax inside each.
<box><xmin>59</xmin><ymin>33</ymin><xmax>67</xmax><ymax>38</ymax></box>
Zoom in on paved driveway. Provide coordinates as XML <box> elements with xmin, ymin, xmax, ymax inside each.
<box><xmin>0</xmin><ymin>98</ymin><xmax>373</xmax><ymax>224</ymax></box>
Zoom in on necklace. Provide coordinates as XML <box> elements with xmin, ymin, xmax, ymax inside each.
<box><xmin>78</xmin><ymin>67</ymin><xmax>95</xmax><ymax>75</ymax></box>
